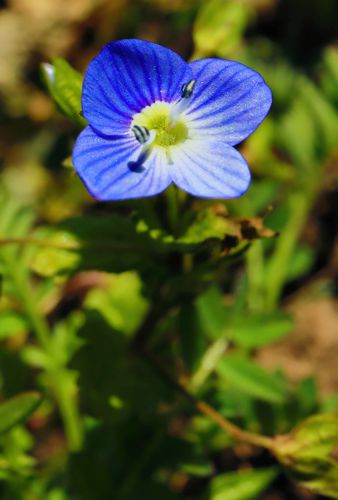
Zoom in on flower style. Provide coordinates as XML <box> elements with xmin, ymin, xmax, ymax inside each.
<box><xmin>73</xmin><ymin>39</ymin><xmax>272</xmax><ymax>200</ymax></box>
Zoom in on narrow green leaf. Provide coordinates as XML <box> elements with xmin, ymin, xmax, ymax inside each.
<box><xmin>232</xmin><ymin>312</ymin><xmax>293</xmax><ymax>348</ymax></box>
<box><xmin>217</xmin><ymin>355</ymin><xmax>287</xmax><ymax>403</ymax></box>
<box><xmin>207</xmin><ymin>467</ymin><xmax>278</xmax><ymax>500</ymax></box>
<box><xmin>0</xmin><ymin>392</ymin><xmax>42</xmax><ymax>434</ymax></box>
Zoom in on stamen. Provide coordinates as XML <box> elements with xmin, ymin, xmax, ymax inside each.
<box><xmin>169</xmin><ymin>79</ymin><xmax>196</xmax><ymax>124</ymax></box>
<box><xmin>132</xmin><ymin>125</ymin><xmax>150</xmax><ymax>144</ymax></box>
<box><xmin>181</xmin><ymin>79</ymin><xmax>196</xmax><ymax>98</ymax></box>
<box><xmin>128</xmin><ymin>148</ymin><xmax>151</xmax><ymax>172</ymax></box>
<box><xmin>129</xmin><ymin>126</ymin><xmax>156</xmax><ymax>172</ymax></box>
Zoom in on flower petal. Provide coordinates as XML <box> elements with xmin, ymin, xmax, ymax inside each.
<box><xmin>73</xmin><ymin>126</ymin><xmax>172</xmax><ymax>200</ymax></box>
<box><xmin>169</xmin><ymin>139</ymin><xmax>251</xmax><ymax>198</ymax></box>
<box><xmin>186</xmin><ymin>59</ymin><xmax>272</xmax><ymax>145</ymax></box>
<box><xmin>82</xmin><ymin>39</ymin><xmax>192</xmax><ymax>137</ymax></box>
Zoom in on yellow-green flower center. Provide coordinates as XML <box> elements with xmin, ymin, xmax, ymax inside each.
<box><xmin>132</xmin><ymin>102</ymin><xmax>188</xmax><ymax>148</ymax></box>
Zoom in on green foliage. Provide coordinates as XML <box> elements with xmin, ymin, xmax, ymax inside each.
<box><xmin>0</xmin><ymin>393</ymin><xmax>42</xmax><ymax>434</ymax></box>
<box><xmin>0</xmin><ymin>0</ymin><xmax>337</xmax><ymax>498</ymax></box>
<box><xmin>217</xmin><ymin>355</ymin><xmax>287</xmax><ymax>404</ymax></box>
<box><xmin>0</xmin><ymin>313</ymin><xmax>27</xmax><ymax>341</ymax></box>
<box><xmin>193</xmin><ymin>0</ymin><xmax>253</xmax><ymax>57</ymax></box>
<box><xmin>205</xmin><ymin>467</ymin><xmax>278</xmax><ymax>500</ymax></box>
<box><xmin>41</xmin><ymin>58</ymin><xmax>87</xmax><ymax>127</ymax></box>
<box><xmin>178</xmin><ymin>302</ymin><xmax>207</xmax><ymax>373</ymax></box>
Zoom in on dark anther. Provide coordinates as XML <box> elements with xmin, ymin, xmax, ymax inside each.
<box><xmin>181</xmin><ymin>79</ymin><xmax>196</xmax><ymax>99</ymax></box>
<box><xmin>132</xmin><ymin>125</ymin><xmax>150</xmax><ymax>144</ymax></box>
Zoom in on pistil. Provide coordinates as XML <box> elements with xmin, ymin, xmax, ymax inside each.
<box><xmin>130</xmin><ymin>80</ymin><xmax>196</xmax><ymax>168</ymax></box>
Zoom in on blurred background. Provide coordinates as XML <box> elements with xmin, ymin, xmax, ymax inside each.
<box><xmin>0</xmin><ymin>0</ymin><xmax>337</xmax><ymax>499</ymax></box>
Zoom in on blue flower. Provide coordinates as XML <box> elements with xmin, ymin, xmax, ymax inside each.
<box><xmin>73</xmin><ymin>39</ymin><xmax>272</xmax><ymax>200</ymax></box>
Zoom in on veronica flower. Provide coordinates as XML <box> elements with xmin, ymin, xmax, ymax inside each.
<box><xmin>73</xmin><ymin>39</ymin><xmax>272</xmax><ymax>200</ymax></box>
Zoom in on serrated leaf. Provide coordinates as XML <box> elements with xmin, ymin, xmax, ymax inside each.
<box><xmin>0</xmin><ymin>392</ymin><xmax>42</xmax><ymax>434</ymax></box>
<box><xmin>217</xmin><ymin>355</ymin><xmax>287</xmax><ymax>403</ymax></box>
<box><xmin>207</xmin><ymin>467</ymin><xmax>278</xmax><ymax>500</ymax></box>
<box><xmin>41</xmin><ymin>58</ymin><xmax>86</xmax><ymax>127</ymax></box>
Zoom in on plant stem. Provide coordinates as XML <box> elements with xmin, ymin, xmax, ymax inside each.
<box><xmin>50</xmin><ymin>369</ymin><xmax>82</xmax><ymax>451</ymax></box>
<box><xmin>143</xmin><ymin>350</ymin><xmax>274</xmax><ymax>451</ymax></box>
<box><xmin>165</xmin><ymin>185</ymin><xmax>179</xmax><ymax>236</ymax></box>
<box><xmin>246</xmin><ymin>240</ymin><xmax>265</xmax><ymax>312</ymax></box>
<box><xmin>190</xmin><ymin>337</ymin><xmax>229</xmax><ymax>390</ymax></box>
<box><xmin>264</xmin><ymin>192</ymin><xmax>309</xmax><ymax>309</ymax></box>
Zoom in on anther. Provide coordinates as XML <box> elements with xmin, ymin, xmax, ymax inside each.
<box><xmin>129</xmin><ymin>125</ymin><xmax>156</xmax><ymax>172</ymax></box>
<box><xmin>169</xmin><ymin>79</ymin><xmax>197</xmax><ymax>124</ymax></box>
<box><xmin>132</xmin><ymin>125</ymin><xmax>151</xmax><ymax>144</ymax></box>
<box><xmin>181</xmin><ymin>79</ymin><xmax>196</xmax><ymax>99</ymax></box>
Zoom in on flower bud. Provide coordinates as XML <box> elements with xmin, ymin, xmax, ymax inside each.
<box><xmin>273</xmin><ymin>413</ymin><xmax>338</xmax><ymax>499</ymax></box>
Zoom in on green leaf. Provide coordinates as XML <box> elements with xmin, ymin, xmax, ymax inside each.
<box><xmin>286</xmin><ymin>245</ymin><xmax>315</xmax><ymax>281</ymax></box>
<box><xmin>194</xmin><ymin>0</ymin><xmax>253</xmax><ymax>57</ymax></box>
<box><xmin>300</xmin><ymin>76</ymin><xmax>338</xmax><ymax>158</ymax></box>
<box><xmin>0</xmin><ymin>392</ymin><xmax>42</xmax><ymax>434</ymax></box>
<box><xmin>231</xmin><ymin>311</ymin><xmax>293</xmax><ymax>348</ymax></box>
<box><xmin>31</xmin><ymin>209</ymin><xmax>275</xmax><ymax>278</ymax></box>
<box><xmin>72</xmin><ymin>311</ymin><xmax>173</xmax><ymax>422</ymax></box>
<box><xmin>277</xmin><ymin>98</ymin><xmax>317</xmax><ymax>167</ymax></box>
<box><xmin>321</xmin><ymin>47</ymin><xmax>338</xmax><ymax>107</ymax></box>
<box><xmin>41</xmin><ymin>58</ymin><xmax>86</xmax><ymax>127</ymax></box>
<box><xmin>84</xmin><ymin>272</ymin><xmax>149</xmax><ymax>336</ymax></box>
<box><xmin>0</xmin><ymin>312</ymin><xmax>28</xmax><ymax>340</ymax></box>
<box><xmin>195</xmin><ymin>286</ymin><xmax>231</xmax><ymax>339</ymax></box>
<box><xmin>217</xmin><ymin>355</ymin><xmax>287</xmax><ymax>403</ymax></box>
<box><xmin>207</xmin><ymin>467</ymin><xmax>278</xmax><ymax>500</ymax></box>
<box><xmin>30</xmin><ymin>229</ymin><xmax>80</xmax><ymax>277</ymax></box>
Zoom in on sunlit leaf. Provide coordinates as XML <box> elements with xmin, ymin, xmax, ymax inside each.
<box><xmin>0</xmin><ymin>392</ymin><xmax>42</xmax><ymax>434</ymax></box>
<box><xmin>0</xmin><ymin>312</ymin><xmax>28</xmax><ymax>340</ymax></box>
<box><xmin>207</xmin><ymin>467</ymin><xmax>278</xmax><ymax>500</ymax></box>
<box><xmin>84</xmin><ymin>272</ymin><xmax>149</xmax><ymax>336</ymax></box>
<box><xmin>194</xmin><ymin>0</ymin><xmax>253</xmax><ymax>57</ymax></box>
<box><xmin>41</xmin><ymin>58</ymin><xmax>86</xmax><ymax>127</ymax></box>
